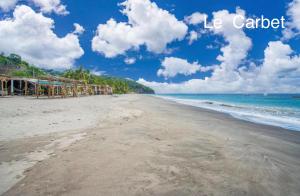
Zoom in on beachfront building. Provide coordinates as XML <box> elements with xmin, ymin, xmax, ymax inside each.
<box><xmin>0</xmin><ymin>74</ymin><xmax>113</xmax><ymax>98</ymax></box>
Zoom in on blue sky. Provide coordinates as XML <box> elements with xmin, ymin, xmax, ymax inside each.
<box><xmin>57</xmin><ymin>0</ymin><xmax>293</xmax><ymax>81</ymax></box>
<box><xmin>0</xmin><ymin>0</ymin><xmax>299</xmax><ymax>93</ymax></box>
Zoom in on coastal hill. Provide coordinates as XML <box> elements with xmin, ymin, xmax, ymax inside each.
<box><xmin>0</xmin><ymin>53</ymin><xmax>155</xmax><ymax>94</ymax></box>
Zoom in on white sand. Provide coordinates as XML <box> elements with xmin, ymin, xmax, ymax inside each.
<box><xmin>0</xmin><ymin>96</ymin><xmax>110</xmax><ymax>141</ymax></box>
<box><xmin>0</xmin><ymin>95</ymin><xmax>143</xmax><ymax>195</ymax></box>
<box><xmin>0</xmin><ymin>96</ymin><xmax>142</xmax><ymax>141</ymax></box>
<box><xmin>1</xmin><ymin>95</ymin><xmax>300</xmax><ymax>196</ymax></box>
<box><xmin>0</xmin><ymin>132</ymin><xmax>87</xmax><ymax>194</ymax></box>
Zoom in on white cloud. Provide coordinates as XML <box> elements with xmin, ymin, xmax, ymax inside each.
<box><xmin>0</xmin><ymin>5</ymin><xmax>84</xmax><ymax>69</ymax></box>
<box><xmin>184</xmin><ymin>12</ymin><xmax>207</xmax><ymax>25</ymax></box>
<box><xmin>125</xmin><ymin>77</ymin><xmax>134</xmax><ymax>81</ymax></box>
<box><xmin>0</xmin><ymin>0</ymin><xmax>68</xmax><ymax>15</ymax></box>
<box><xmin>206</xmin><ymin>44</ymin><xmax>218</xmax><ymax>50</ymax></box>
<box><xmin>288</xmin><ymin>0</ymin><xmax>300</xmax><ymax>29</ymax></box>
<box><xmin>253</xmin><ymin>41</ymin><xmax>300</xmax><ymax>92</ymax></box>
<box><xmin>138</xmin><ymin>41</ymin><xmax>300</xmax><ymax>93</ymax></box>
<box><xmin>137</xmin><ymin>9</ymin><xmax>254</xmax><ymax>93</ymax></box>
<box><xmin>157</xmin><ymin>57</ymin><xmax>212</xmax><ymax>79</ymax></box>
<box><xmin>184</xmin><ymin>12</ymin><xmax>208</xmax><ymax>45</ymax></box>
<box><xmin>283</xmin><ymin>0</ymin><xmax>300</xmax><ymax>39</ymax></box>
<box><xmin>0</xmin><ymin>0</ymin><xmax>18</xmax><ymax>11</ymax></box>
<box><xmin>124</xmin><ymin>57</ymin><xmax>136</xmax><ymax>65</ymax></box>
<box><xmin>187</xmin><ymin>30</ymin><xmax>199</xmax><ymax>45</ymax></box>
<box><xmin>30</xmin><ymin>0</ymin><xmax>69</xmax><ymax>15</ymax></box>
<box><xmin>73</xmin><ymin>23</ymin><xmax>85</xmax><ymax>35</ymax></box>
<box><xmin>92</xmin><ymin>0</ymin><xmax>188</xmax><ymax>58</ymax></box>
<box><xmin>174</xmin><ymin>8</ymin><xmax>251</xmax><ymax>85</ymax></box>
<box><xmin>209</xmin><ymin>8</ymin><xmax>252</xmax><ymax>82</ymax></box>
<box><xmin>92</xmin><ymin>19</ymin><xmax>140</xmax><ymax>58</ymax></box>
<box><xmin>91</xmin><ymin>69</ymin><xmax>106</xmax><ymax>76</ymax></box>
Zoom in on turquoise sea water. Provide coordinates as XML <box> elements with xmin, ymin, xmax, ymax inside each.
<box><xmin>157</xmin><ymin>94</ymin><xmax>300</xmax><ymax>131</ymax></box>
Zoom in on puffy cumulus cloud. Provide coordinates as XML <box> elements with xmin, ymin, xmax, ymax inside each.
<box><xmin>187</xmin><ymin>30</ymin><xmax>199</xmax><ymax>45</ymax></box>
<box><xmin>184</xmin><ymin>12</ymin><xmax>207</xmax><ymax>25</ymax></box>
<box><xmin>283</xmin><ymin>0</ymin><xmax>300</xmax><ymax>39</ymax></box>
<box><xmin>0</xmin><ymin>5</ymin><xmax>84</xmax><ymax>69</ymax></box>
<box><xmin>0</xmin><ymin>0</ymin><xmax>68</xmax><ymax>15</ymax></box>
<box><xmin>91</xmin><ymin>69</ymin><xmax>106</xmax><ymax>76</ymax></box>
<box><xmin>290</xmin><ymin>0</ymin><xmax>300</xmax><ymax>30</ymax></box>
<box><xmin>139</xmin><ymin>9</ymin><xmax>299</xmax><ymax>93</ymax></box>
<box><xmin>0</xmin><ymin>0</ymin><xmax>18</xmax><ymax>11</ymax></box>
<box><xmin>138</xmin><ymin>41</ymin><xmax>300</xmax><ymax>93</ymax></box>
<box><xmin>186</xmin><ymin>8</ymin><xmax>252</xmax><ymax>84</ymax></box>
<box><xmin>31</xmin><ymin>0</ymin><xmax>69</xmax><ymax>15</ymax></box>
<box><xmin>184</xmin><ymin>12</ymin><xmax>208</xmax><ymax>44</ymax></box>
<box><xmin>229</xmin><ymin>41</ymin><xmax>300</xmax><ymax>93</ymax></box>
<box><xmin>124</xmin><ymin>57</ymin><xmax>136</xmax><ymax>65</ymax></box>
<box><xmin>92</xmin><ymin>19</ymin><xmax>139</xmax><ymax>58</ymax></box>
<box><xmin>92</xmin><ymin>0</ymin><xmax>188</xmax><ymax>58</ymax></box>
<box><xmin>254</xmin><ymin>41</ymin><xmax>300</xmax><ymax>92</ymax></box>
<box><xmin>137</xmin><ymin>78</ymin><xmax>241</xmax><ymax>94</ymax></box>
<box><xmin>157</xmin><ymin>57</ymin><xmax>213</xmax><ymax>79</ymax></box>
<box><xmin>210</xmin><ymin>8</ymin><xmax>252</xmax><ymax>78</ymax></box>
<box><xmin>73</xmin><ymin>23</ymin><xmax>85</xmax><ymax>35</ymax></box>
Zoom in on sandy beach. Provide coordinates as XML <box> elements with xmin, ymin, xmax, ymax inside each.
<box><xmin>1</xmin><ymin>95</ymin><xmax>300</xmax><ymax>196</ymax></box>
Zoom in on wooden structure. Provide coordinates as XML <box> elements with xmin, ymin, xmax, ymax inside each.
<box><xmin>0</xmin><ymin>74</ymin><xmax>113</xmax><ymax>98</ymax></box>
<box><xmin>0</xmin><ymin>75</ymin><xmax>9</xmax><ymax>96</ymax></box>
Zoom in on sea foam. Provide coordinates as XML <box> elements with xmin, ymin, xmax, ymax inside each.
<box><xmin>157</xmin><ymin>95</ymin><xmax>300</xmax><ymax>131</ymax></box>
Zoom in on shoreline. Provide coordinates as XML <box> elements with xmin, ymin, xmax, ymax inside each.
<box><xmin>1</xmin><ymin>95</ymin><xmax>300</xmax><ymax>195</ymax></box>
<box><xmin>155</xmin><ymin>94</ymin><xmax>300</xmax><ymax>132</ymax></box>
<box><xmin>153</xmin><ymin>95</ymin><xmax>300</xmax><ymax>144</ymax></box>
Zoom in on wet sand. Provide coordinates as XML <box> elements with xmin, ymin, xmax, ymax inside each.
<box><xmin>1</xmin><ymin>95</ymin><xmax>300</xmax><ymax>195</ymax></box>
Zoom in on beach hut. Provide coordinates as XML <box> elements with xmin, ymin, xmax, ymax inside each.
<box><xmin>0</xmin><ymin>75</ymin><xmax>9</xmax><ymax>96</ymax></box>
<box><xmin>0</xmin><ymin>74</ymin><xmax>113</xmax><ymax>98</ymax></box>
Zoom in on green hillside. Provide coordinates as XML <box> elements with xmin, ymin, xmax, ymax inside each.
<box><xmin>0</xmin><ymin>53</ymin><xmax>154</xmax><ymax>94</ymax></box>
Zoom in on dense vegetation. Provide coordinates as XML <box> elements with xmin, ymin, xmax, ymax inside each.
<box><xmin>63</xmin><ymin>67</ymin><xmax>154</xmax><ymax>94</ymax></box>
<box><xmin>0</xmin><ymin>53</ymin><xmax>47</xmax><ymax>77</ymax></box>
<box><xmin>0</xmin><ymin>53</ymin><xmax>154</xmax><ymax>94</ymax></box>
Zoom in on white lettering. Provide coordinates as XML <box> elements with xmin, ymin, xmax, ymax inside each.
<box><xmin>261</xmin><ymin>15</ymin><xmax>270</xmax><ymax>29</ymax></box>
<box><xmin>245</xmin><ymin>18</ymin><xmax>255</xmax><ymax>29</ymax></box>
<box><xmin>233</xmin><ymin>15</ymin><xmax>245</xmax><ymax>29</ymax></box>
<box><xmin>280</xmin><ymin>16</ymin><xmax>286</xmax><ymax>28</ymax></box>
<box><xmin>203</xmin><ymin>15</ymin><xmax>286</xmax><ymax>30</ymax></box>
<box><xmin>271</xmin><ymin>18</ymin><xmax>280</xmax><ymax>29</ymax></box>
<box><xmin>214</xmin><ymin>18</ymin><xmax>222</xmax><ymax>29</ymax></box>
<box><xmin>204</xmin><ymin>15</ymin><xmax>213</xmax><ymax>29</ymax></box>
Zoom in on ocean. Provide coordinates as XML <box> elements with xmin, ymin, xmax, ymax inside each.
<box><xmin>157</xmin><ymin>94</ymin><xmax>300</xmax><ymax>131</ymax></box>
